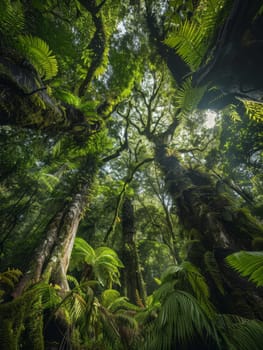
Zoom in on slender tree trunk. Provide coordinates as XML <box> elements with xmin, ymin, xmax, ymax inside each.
<box><xmin>121</xmin><ymin>197</ymin><xmax>147</xmax><ymax>306</ymax></box>
<box><xmin>154</xmin><ymin>143</ymin><xmax>263</xmax><ymax>319</ymax></box>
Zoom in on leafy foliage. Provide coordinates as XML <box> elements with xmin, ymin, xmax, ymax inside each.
<box><xmin>71</xmin><ymin>237</ymin><xmax>124</xmax><ymax>288</ymax></box>
<box><xmin>18</xmin><ymin>35</ymin><xmax>58</xmax><ymax>80</ymax></box>
<box><xmin>241</xmin><ymin>99</ymin><xmax>263</xmax><ymax>122</ymax></box>
<box><xmin>165</xmin><ymin>20</ymin><xmax>206</xmax><ymax>70</ymax></box>
<box><xmin>144</xmin><ymin>287</ymin><xmax>216</xmax><ymax>349</ymax></box>
<box><xmin>161</xmin><ymin>261</ymin><xmax>211</xmax><ymax>306</ymax></box>
<box><xmin>0</xmin><ymin>0</ymin><xmax>24</xmax><ymax>42</ymax></box>
<box><xmin>0</xmin><ymin>269</ymin><xmax>22</xmax><ymax>303</ymax></box>
<box><xmin>165</xmin><ymin>0</ymin><xmax>228</xmax><ymax>70</ymax></box>
<box><xmin>216</xmin><ymin>314</ymin><xmax>263</xmax><ymax>350</ymax></box>
<box><xmin>1</xmin><ymin>0</ymin><xmax>263</xmax><ymax>349</ymax></box>
<box><xmin>175</xmin><ymin>77</ymin><xmax>207</xmax><ymax>117</ymax></box>
<box><xmin>226</xmin><ymin>251</ymin><xmax>263</xmax><ymax>287</ymax></box>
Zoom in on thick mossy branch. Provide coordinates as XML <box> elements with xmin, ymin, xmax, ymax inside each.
<box><xmin>0</xmin><ymin>54</ymin><xmax>99</xmax><ymax>133</ymax></box>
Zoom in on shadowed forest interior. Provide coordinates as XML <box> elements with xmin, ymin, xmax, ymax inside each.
<box><xmin>0</xmin><ymin>1</ymin><xmax>263</xmax><ymax>349</ymax></box>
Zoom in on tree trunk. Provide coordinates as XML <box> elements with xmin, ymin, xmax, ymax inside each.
<box><xmin>13</xmin><ymin>156</ymin><xmax>97</xmax><ymax>297</ymax></box>
<box><xmin>121</xmin><ymin>197</ymin><xmax>147</xmax><ymax>306</ymax></box>
<box><xmin>146</xmin><ymin>0</ymin><xmax>263</xmax><ymax>108</ymax></box>
<box><xmin>155</xmin><ymin>143</ymin><xmax>263</xmax><ymax>319</ymax></box>
<box><xmin>4</xmin><ymin>156</ymin><xmax>97</xmax><ymax>350</ymax></box>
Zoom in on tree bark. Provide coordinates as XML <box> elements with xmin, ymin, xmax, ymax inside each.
<box><xmin>121</xmin><ymin>197</ymin><xmax>147</xmax><ymax>306</ymax></box>
<box><xmin>0</xmin><ymin>53</ymin><xmax>99</xmax><ymax>134</ymax></box>
<box><xmin>13</xmin><ymin>156</ymin><xmax>97</xmax><ymax>297</ymax></box>
<box><xmin>154</xmin><ymin>143</ymin><xmax>263</xmax><ymax>319</ymax></box>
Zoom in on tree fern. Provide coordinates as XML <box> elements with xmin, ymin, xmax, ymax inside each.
<box><xmin>18</xmin><ymin>35</ymin><xmax>58</xmax><ymax>80</ymax></box>
<box><xmin>226</xmin><ymin>251</ymin><xmax>263</xmax><ymax>287</ymax></box>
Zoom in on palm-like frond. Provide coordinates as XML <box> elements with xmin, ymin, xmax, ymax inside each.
<box><xmin>226</xmin><ymin>251</ymin><xmax>263</xmax><ymax>287</ymax></box>
<box><xmin>160</xmin><ymin>261</ymin><xmax>212</xmax><ymax>311</ymax></box>
<box><xmin>18</xmin><ymin>35</ymin><xmax>58</xmax><ymax>80</ymax></box>
<box><xmin>145</xmin><ymin>290</ymin><xmax>217</xmax><ymax>350</ymax></box>
<box><xmin>28</xmin><ymin>281</ymin><xmax>61</xmax><ymax>311</ymax></box>
<box><xmin>216</xmin><ymin>314</ymin><xmax>263</xmax><ymax>350</ymax></box>
<box><xmin>98</xmin><ymin>291</ymin><xmax>138</xmax><ymax>349</ymax></box>
<box><xmin>101</xmin><ymin>289</ymin><xmax>120</xmax><ymax>308</ymax></box>
<box><xmin>94</xmin><ymin>247</ymin><xmax>124</xmax><ymax>287</ymax></box>
<box><xmin>54</xmin><ymin>89</ymin><xmax>99</xmax><ymax>116</ymax></box>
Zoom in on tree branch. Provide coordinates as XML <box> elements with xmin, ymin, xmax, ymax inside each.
<box><xmin>104</xmin><ymin>157</ymin><xmax>154</xmax><ymax>242</ymax></box>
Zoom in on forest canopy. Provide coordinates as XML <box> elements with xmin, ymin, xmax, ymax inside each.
<box><xmin>0</xmin><ymin>1</ymin><xmax>263</xmax><ymax>349</ymax></box>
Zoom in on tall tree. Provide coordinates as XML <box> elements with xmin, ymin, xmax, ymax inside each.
<box><xmin>121</xmin><ymin>197</ymin><xmax>147</xmax><ymax>306</ymax></box>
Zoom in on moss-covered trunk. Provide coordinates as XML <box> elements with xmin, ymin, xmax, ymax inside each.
<box><xmin>121</xmin><ymin>197</ymin><xmax>147</xmax><ymax>306</ymax></box>
<box><xmin>155</xmin><ymin>143</ymin><xmax>263</xmax><ymax>319</ymax></box>
<box><xmin>14</xmin><ymin>160</ymin><xmax>97</xmax><ymax>296</ymax></box>
<box><xmin>0</xmin><ymin>156</ymin><xmax>98</xmax><ymax>350</ymax></box>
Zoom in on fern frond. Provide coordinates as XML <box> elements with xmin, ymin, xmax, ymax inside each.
<box><xmin>101</xmin><ymin>289</ymin><xmax>120</xmax><ymax>308</ymax></box>
<box><xmin>54</xmin><ymin>89</ymin><xmax>81</xmax><ymax>107</ymax></box>
<box><xmin>0</xmin><ymin>269</ymin><xmax>22</xmax><ymax>300</ymax></box>
<box><xmin>0</xmin><ymin>0</ymin><xmax>24</xmax><ymax>40</ymax></box>
<box><xmin>18</xmin><ymin>35</ymin><xmax>58</xmax><ymax>80</ymax></box>
<box><xmin>63</xmin><ymin>291</ymin><xmax>88</xmax><ymax>322</ymax></box>
<box><xmin>240</xmin><ymin>99</ymin><xmax>263</xmax><ymax>122</ymax></box>
<box><xmin>222</xmin><ymin>103</ymin><xmax>242</xmax><ymax>121</ymax></box>
<box><xmin>175</xmin><ymin>78</ymin><xmax>207</xmax><ymax>117</ymax></box>
<box><xmin>28</xmin><ymin>282</ymin><xmax>61</xmax><ymax>310</ymax></box>
<box><xmin>226</xmin><ymin>251</ymin><xmax>263</xmax><ymax>287</ymax></box>
<box><xmin>165</xmin><ymin>0</ymin><xmax>228</xmax><ymax>70</ymax></box>
<box><xmin>165</xmin><ymin>21</ymin><xmax>205</xmax><ymax>70</ymax></box>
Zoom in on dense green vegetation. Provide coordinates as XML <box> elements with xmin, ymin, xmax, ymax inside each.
<box><xmin>0</xmin><ymin>0</ymin><xmax>263</xmax><ymax>349</ymax></box>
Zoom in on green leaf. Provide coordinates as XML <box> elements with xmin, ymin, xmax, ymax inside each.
<box><xmin>226</xmin><ymin>251</ymin><xmax>263</xmax><ymax>287</ymax></box>
<box><xmin>18</xmin><ymin>35</ymin><xmax>58</xmax><ymax>80</ymax></box>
